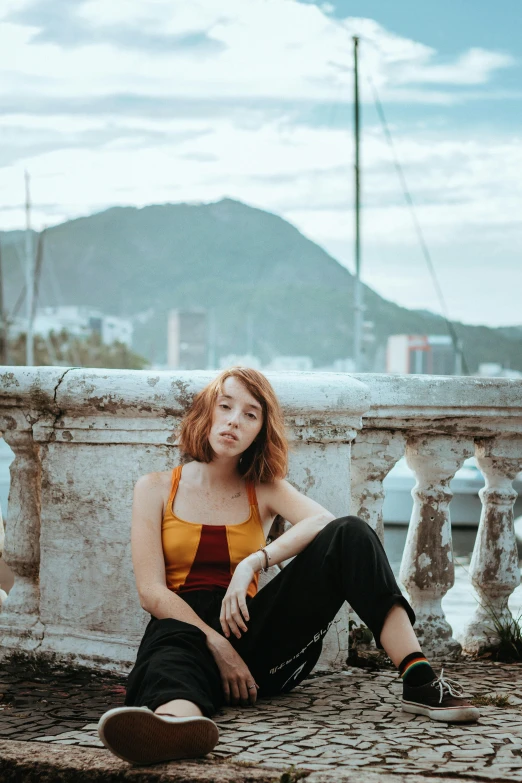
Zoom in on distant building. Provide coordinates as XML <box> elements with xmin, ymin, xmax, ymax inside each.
<box><xmin>24</xmin><ymin>306</ymin><xmax>133</xmax><ymax>347</ymax></box>
<box><xmin>386</xmin><ymin>334</ymin><xmax>458</xmax><ymax>375</ymax></box>
<box><xmin>264</xmin><ymin>356</ymin><xmax>314</xmax><ymax>372</ymax></box>
<box><xmin>318</xmin><ymin>358</ymin><xmax>356</xmax><ymax>373</ymax></box>
<box><xmin>218</xmin><ymin>354</ymin><xmax>263</xmax><ymax>370</ymax></box>
<box><xmin>479</xmin><ymin>362</ymin><xmax>503</xmax><ymax>377</ymax></box>
<box><xmin>478</xmin><ymin>363</ymin><xmax>522</xmax><ymax>379</ymax></box>
<box><xmin>168</xmin><ymin>309</ymin><xmax>208</xmax><ymax>370</ymax></box>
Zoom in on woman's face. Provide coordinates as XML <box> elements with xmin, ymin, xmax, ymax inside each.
<box><xmin>209</xmin><ymin>376</ymin><xmax>264</xmax><ymax>459</ymax></box>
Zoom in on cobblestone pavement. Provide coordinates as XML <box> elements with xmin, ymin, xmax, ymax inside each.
<box><xmin>1</xmin><ymin>658</ymin><xmax>521</xmax><ymax>779</ymax></box>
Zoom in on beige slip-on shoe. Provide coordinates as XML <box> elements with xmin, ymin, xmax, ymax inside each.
<box><xmin>97</xmin><ymin>706</ymin><xmax>219</xmax><ymax>765</ymax></box>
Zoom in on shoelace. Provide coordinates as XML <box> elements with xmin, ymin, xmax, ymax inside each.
<box><xmin>431</xmin><ymin>668</ymin><xmax>465</xmax><ymax>704</ymax></box>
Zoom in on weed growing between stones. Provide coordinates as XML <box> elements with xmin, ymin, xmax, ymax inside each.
<box><xmin>471</xmin><ymin>693</ymin><xmax>512</xmax><ymax>708</ymax></box>
<box><xmin>455</xmin><ymin>558</ymin><xmax>522</xmax><ymax>662</ymax></box>
<box><xmin>346</xmin><ymin>619</ymin><xmax>394</xmax><ymax>670</ymax></box>
<box><xmin>278</xmin><ymin>767</ymin><xmax>309</xmax><ymax>783</ymax></box>
<box><xmin>484</xmin><ymin>607</ymin><xmax>522</xmax><ymax>662</ymax></box>
<box><xmin>475</xmin><ymin>601</ymin><xmax>522</xmax><ymax>662</ymax></box>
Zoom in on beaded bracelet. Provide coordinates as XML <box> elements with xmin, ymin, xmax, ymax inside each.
<box><xmin>256</xmin><ymin>547</ymin><xmax>271</xmax><ymax>573</ymax></box>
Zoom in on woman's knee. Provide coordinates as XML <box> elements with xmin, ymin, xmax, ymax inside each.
<box><xmin>325</xmin><ymin>515</ymin><xmax>373</xmax><ymax>539</ymax></box>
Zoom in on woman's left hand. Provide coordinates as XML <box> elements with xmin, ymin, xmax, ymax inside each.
<box><xmin>220</xmin><ymin>559</ymin><xmax>256</xmax><ymax>639</ymax></box>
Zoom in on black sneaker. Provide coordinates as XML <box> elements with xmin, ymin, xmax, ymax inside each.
<box><xmin>402</xmin><ymin>669</ymin><xmax>479</xmax><ymax>723</ymax></box>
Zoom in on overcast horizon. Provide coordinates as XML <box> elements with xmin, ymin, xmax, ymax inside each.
<box><xmin>2</xmin><ymin>0</ymin><xmax>521</xmax><ymax>327</ymax></box>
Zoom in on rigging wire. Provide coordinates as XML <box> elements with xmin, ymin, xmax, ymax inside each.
<box><xmin>8</xmin><ymin>229</ymin><xmax>79</xmax><ymax>366</ymax></box>
<box><xmin>32</xmin><ymin>229</ymin><xmax>60</xmax><ymax>366</ymax></box>
<box><xmin>366</xmin><ymin>74</ymin><xmax>470</xmax><ymax>376</ymax></box>
<box><xmin>31</xmin><ymin>228</ymin><xmax>45</xmax><ymax>322</ymax></box>
<box><xmin>8</xmin><ymin>240</ymin><xmax>27</xmax><ymax>320</ymax></box>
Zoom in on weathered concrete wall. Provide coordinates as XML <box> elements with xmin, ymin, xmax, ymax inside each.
<box><xmin>0</xmin><ymin>367</ymin><xmax>369</xmax><ymax>670</ymax></box>
<box><xmin>1</xmin><ymin>367</ymin><xmax>521</xmax><ymax>666</ymax></box>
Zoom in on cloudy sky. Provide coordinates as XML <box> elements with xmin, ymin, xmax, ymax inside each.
<box><xmin>1</xmin><ymin>0</ymin><xmax>521</xmax><ymax>326</ymax></box>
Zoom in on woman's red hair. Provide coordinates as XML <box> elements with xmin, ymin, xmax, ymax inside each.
<box><xmin>176</xmin><ymin>367</ymin><xmax>288</xmax><ymax>483</ymax></box>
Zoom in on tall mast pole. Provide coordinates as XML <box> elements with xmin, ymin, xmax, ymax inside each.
<box><xmin>0</xmin><ymin>239</ymin><xmax>7</xmax><ymax>364</ymax></box>
<box><xmin>25</xmin><ymin>170</ymin><xmax>35</xmax><ymax>366</ymax></box>
<box><xmin>207</xmin><ymin>306</ymin><xmax>216</xmax><ymax>370</ymax></box>
<box><xmin>352</xmin><ymin>36</ymin><xmax>363</xmax><ymax>371</ymax></box>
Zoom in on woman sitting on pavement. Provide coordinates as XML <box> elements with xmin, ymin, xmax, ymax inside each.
<box><xmin>98</xmin><ymin>366</ymin><xmax>478</xmax><ymax>766</ymax></box>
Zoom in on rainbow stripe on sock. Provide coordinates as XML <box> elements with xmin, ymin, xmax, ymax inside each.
<box><xmin>400</xmin><ymin>655</ymin><xmax>429</xmax><ymax>679</ymax></box>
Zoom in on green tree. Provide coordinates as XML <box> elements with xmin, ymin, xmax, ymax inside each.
<box><xmin>6</xmin><ymin>329</ymin><xmax>149</xmax><ymax>370</ymax></box>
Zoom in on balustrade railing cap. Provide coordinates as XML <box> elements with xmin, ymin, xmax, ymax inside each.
<box><xmin>0</xmin><ymin>366</ymin><xmax>68</xmax><ymax>408</ymax></box>
<box><xmin>352</xmin><ymin>374</ymin><xmax>522</xmax><ymax>434</ymax></box>
<box><xmin>1</xmin><ymin>368</ymin><xmax>70</xmax><ymax>434</ymax></box>
<box><xmin>0</xmin><ymin>366</ymin><xmax>370</xmax><ymax>419</ymax></box>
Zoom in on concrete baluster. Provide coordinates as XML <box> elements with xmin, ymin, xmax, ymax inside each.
<box><xmin>350</xmin><ymin>430</ymin><xmax>406</xmax><ymax>543</ymax></box>
<box><xmin>0</xmin><ymin>430</ymin><xmax>44</xmax><ymax>647</ymax></box>
<box><xmin>399</xmin><ymin>435</ymin><xmax>474</xmax><ymax>657</ymax></box>
<box><xmin>461</xmin><ymin>437</ymin><xmax>522</xmax><ymax>653</ymax></box>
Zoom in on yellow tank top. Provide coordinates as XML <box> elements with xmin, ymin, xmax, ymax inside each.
<box><xmin>162</xmin><ymin>465</ymin><xmax>267</xmax><ymax>598</ymax></box>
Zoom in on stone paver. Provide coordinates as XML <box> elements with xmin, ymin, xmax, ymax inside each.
<box><xmin>1</xmin><ymin>657</ymin><xmax>521</xmax><ymax>779</ymax></box>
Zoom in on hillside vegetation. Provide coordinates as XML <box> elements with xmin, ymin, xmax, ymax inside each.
<box><xmin>2</xmin><ymin>198</ymin><xmax>520</xmax><ymax>371</ymax></box>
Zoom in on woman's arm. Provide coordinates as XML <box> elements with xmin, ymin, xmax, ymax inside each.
<box><xmin>220</xmin><ymin>480</ymin><xmax>336</xmax><ymax>639</ymax></box>
<box><xmin>250</xmin><ymin>478</ymin><xmax>336</xmax><ymax>569</ymax></box>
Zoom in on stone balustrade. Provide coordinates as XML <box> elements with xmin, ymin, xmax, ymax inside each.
<box><xmin>0</xmin><ymin>367</ymin><xmax>369</xmax><ymax>671</ymax></box>
<box><xmin>0</xmin><ymin>367</ymin><xmax>521</xmax><ymax>670</ymax></box>
<box><xmin>350</xmin><ymin>373</ymin><xmax>522</xmax><ymax>657</ymax></box>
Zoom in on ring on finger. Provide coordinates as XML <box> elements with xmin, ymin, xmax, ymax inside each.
<box><xmin>247</xmin><ymin>684</ymin><xmax>256</xmax><ymax>690</ymax></box>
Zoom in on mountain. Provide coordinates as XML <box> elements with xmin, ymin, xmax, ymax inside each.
<box><xmin>1</xmin><ymin>198</ymin><xmax>520</xmax><ymax>372</ymax></box>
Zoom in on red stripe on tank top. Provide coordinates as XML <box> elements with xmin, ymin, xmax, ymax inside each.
<box><xmin>178</xmin><ymin>525</ymin><xmax>231</xmax><ymax>593</ymax></box>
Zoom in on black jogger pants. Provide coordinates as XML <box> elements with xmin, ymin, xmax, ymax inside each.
<box><xmin>124</xmin><ymin>516</ymin><xmax>415</xmax><ymax>717</ymax></box>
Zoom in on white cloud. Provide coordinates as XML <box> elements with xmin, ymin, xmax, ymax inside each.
<box><xmin>0</xmin><ymin>0</ymin><xmax>32</xmax><ymax>16</ymax></box>
<box><xmin>1</xmin><ymin>0</ymin><xmax>520</xmax><ymax>325</ymax></box>
<box><xmin>78</xmin><ymin>0</ymin><xmax>222</xmax><ymax>34</ymax></box>
<box><xmin>0</xmin><ymin>1</ymin><xmax>515</xmax><ymax>103</ymax></box>
<box><xmin>392</xmin><ymin>47</ymin><xmax>516</xmax><ymax>86</ymax></box>
<box><xmin>2</xmin><ymin>112</ymin><xmax>520</xmax><ymax>240</ymax></box>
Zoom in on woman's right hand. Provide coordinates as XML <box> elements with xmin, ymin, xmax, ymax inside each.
<box><xmin>206</xmin><ymin>631</ymin><xmax>259</xmax><ymax>706</ymax></box>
